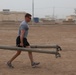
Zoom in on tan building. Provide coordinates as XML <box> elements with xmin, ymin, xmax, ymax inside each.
<box><xmin>66</xmin><ymin>15</ymin><xmax>76</xmax><ymax>21</ymax></box>
<box><xmin>0</xmin><ymin>9</ymin><xmax>26</xmax><ymax>21</ymax></box>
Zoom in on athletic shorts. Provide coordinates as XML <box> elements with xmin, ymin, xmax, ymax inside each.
<box><xmin>16</xmin><ymin>36</ymin><xmax>30</xmax><ymax>47</ymax></box>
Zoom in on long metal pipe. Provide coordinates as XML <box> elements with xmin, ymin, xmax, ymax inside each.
<box><xmin>31</xmin><ymin>45</ymin><xmax>58</xmax><ymax>48</ymax></box>
<box><xmin>31</xmin><ymin>45</ymin><xmax>62</xmax><ymax>51</ymax></box>
<box><xmin>0</xmin><ymin>45</ymin><xmax>57</xmax><ymax>54</ymax></box>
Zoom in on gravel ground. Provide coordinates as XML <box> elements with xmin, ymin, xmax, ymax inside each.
<box><xmin>0</xmin><ymin>25</ymin><xmax>76</xmax><ymax>75</ymax></box>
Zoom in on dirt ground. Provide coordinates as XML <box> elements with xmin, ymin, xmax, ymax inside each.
<box><xmin>0</xmin><ymin>25</ymin><xmax>76</xmax><ymax>75</ymax></box>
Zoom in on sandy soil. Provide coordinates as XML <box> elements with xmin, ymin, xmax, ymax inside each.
<box><xmin>0</xmin><ymin>25</ymin><xmax>76</xmax><ymax>75</ymax></box>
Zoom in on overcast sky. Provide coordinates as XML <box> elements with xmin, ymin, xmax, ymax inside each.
<box><xmin>0</xmin><ymin>0</ymin><xmax>76</xmax><ymax>18</ymax></box>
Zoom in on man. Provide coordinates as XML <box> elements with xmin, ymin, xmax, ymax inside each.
<box><xmin>7</xmin><ymin>13</ymin><xmax>40</xmax><ymax>68</ymax></box>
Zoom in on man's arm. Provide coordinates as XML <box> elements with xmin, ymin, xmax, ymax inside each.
<box><xmin>20</xmin><ymin>30</ymin><xmax>25</xmax><ymax>47</ymax></box>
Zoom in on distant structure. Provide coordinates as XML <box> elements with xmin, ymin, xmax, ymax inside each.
<box><xmin>66</xmin><ymin>15</ymin><xmax>76</xmax><ymax>21</ymax></box>
<box><xmin>0</xmin><ymin>9</ymin><xmax>26</xmax><ymax>22</ymax></box>
<box><xmin>66</xmin><ymin>9</ymin><xmax>76</xmax><ymax>21</ymax></box>
<box><xmin>45</xmin><ymin>15</ymin><xmax>56</xmax><ymax>20</ymax></box>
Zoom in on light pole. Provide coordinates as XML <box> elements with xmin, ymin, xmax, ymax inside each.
<box><xmin>52</xmin><ymin>6</ymin><xmax>55</xmax><ymax>20</ymax></box>
<box><xmin>32</xmin><ymin>0</ymin><xmax>34</xmax><ymax>25</ymax></box>
<box><xmin>74</xmin><ymin>8</ymin><xmax>76</xmax><ymax>14</ymax></box>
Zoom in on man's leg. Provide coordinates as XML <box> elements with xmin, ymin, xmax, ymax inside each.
<box><xmin>7</xmin><ymin>51</ymin><xmax>21</xmax><ymax>68</ymax></box>
<box><xmin>26</xmin><ymin>46</ymin><xmax>34</xmax><ymax>64</ymax></box>
<box><xmin>26</xmin><ymin>46</ymin><xmax>40</xmax><ymax>68</ymax></box>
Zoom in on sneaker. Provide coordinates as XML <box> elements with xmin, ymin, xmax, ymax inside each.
<box><xmin>7</xmin><ymin>61</ymin><xmax>14</xmax><ymax>68</ymax></box>
<box><xmin>31</xmin><ymin>62</ymin><xmax>40</xmax><ymax>68</ymax></box>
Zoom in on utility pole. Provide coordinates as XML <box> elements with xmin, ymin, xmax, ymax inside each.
<box><xmin>74</xmin><ymin>8</ymin><xmax>76</xmax><ymax>14</ymax></box>
<box><xmin>52</xmin><ymin>7</ymin><xmax>55</xmax><ymax>20</ymax></box>
<box><xmin>32</xmin><ymin>0</ymin><xmax>34</xmax><ymax>25</ymax></box>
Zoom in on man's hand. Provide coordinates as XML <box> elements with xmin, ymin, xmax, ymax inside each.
<box><xmin>20</xmin><ymin>43</ymin><xmax>24</xmax><ymax>47</ymax></box>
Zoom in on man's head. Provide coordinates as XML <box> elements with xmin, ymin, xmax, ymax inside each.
<box><xmin>25</xmin><ymin>13</ymin><xmax>31</xmax><ymax>22</ymax></box>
